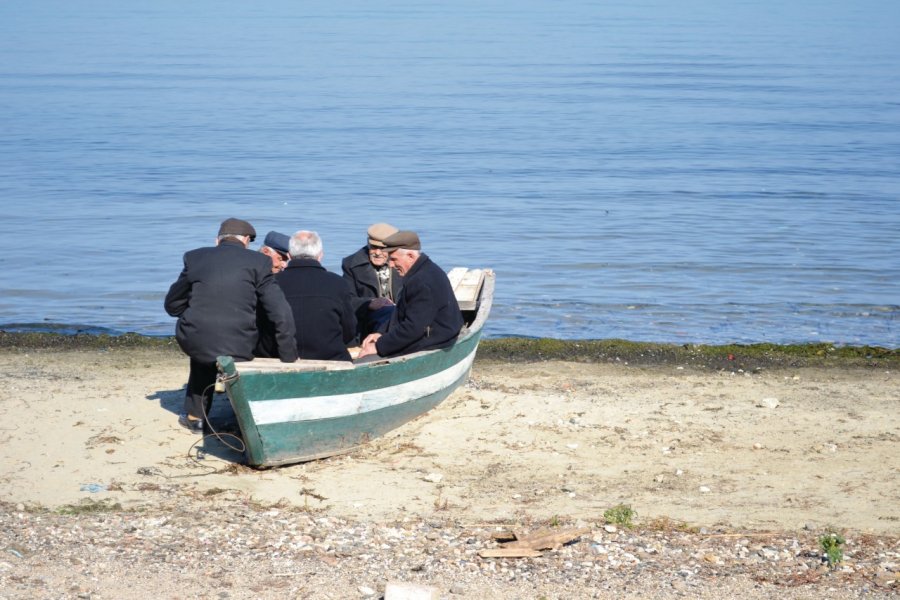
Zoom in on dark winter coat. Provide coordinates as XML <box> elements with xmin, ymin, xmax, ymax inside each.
<box><xmin>341</xmin><ymin>246</ymin><xmax>404</xmax><ymax>306</ymax></box>
<box><xmin>374</xmin><ymin>254</ymin><xmax>464</xmax><ymax>358</ymax></box>
<box><xmin>276</xmin><ymin>258</ymin><xmax>357</xmax><ymax>361</ymax></box>
<box><xmin>341</xmin><ymin>246</ymin><xmax>403</xmax><ymax>332</ymax></box>
<box><xmin>164</xmin><ymin>239</ymin><xmax>298</xmax><ymax>364</ymax></box>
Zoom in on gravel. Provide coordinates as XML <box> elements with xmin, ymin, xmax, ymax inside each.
<box><xmin>1</xmin><ymin>499</ymin><xmax>897</xmax><ymax>599</ymax></box>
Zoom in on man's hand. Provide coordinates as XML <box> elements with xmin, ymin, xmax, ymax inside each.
<box><xmin>368</xmin><ymin>297</ymin><xmax>394</xmax><ymax>310</ymax></box>
<box><xmin>357</xmin><ymin>333</ymin><xmax>382</xmax><ymax>358</ymax></box>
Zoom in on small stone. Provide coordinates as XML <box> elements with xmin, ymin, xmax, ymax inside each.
<box><xmin>698</xmin><ymin>486</ymin><xmax>711</xmax><ymax>494</ymax></box>
<box><xmin>604</xmin><ymin>524</ymin><xmax>617</xmax><ymax>533</ymax></box>
<box><xmin>423</xmin><ymin>473</ymin><xmax>443</xmax><ymax>483</ymax></box>
<box><xmin>358</xmin><ymin>585</ymin><xmax>377</xmax><ymax>597</ymax></box>
<box><xmin>757</xmin><ymin>397</ymin><xmax>779</xmax><ymax>409</ymax></box>
<box><xmin>15</xmin><ymin>503</ymin><xmax>24</xmax><ymax>512</ymax></box>
<box><xmin>384</xmin><ymin>582</ymin><xmax>439</xmax><ymax>600</ymax></box>
<box><xmin>752</xmin><ymin>443</ymin><xmax>763</xmax><ymax>450</ymax></box>
<box><xmin>449</xmin><ymin>584</ymin><xmax>466</xmax><ymax>595</ymax></box>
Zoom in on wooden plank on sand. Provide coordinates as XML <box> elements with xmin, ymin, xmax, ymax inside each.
<box><xmin>501</xmin><ymin>527</ymin><xmax>590</xmax><ymax>551</ymax></box>
<box><xmin>479</xmin><ymin>548</ymin><xmax>543</xmax><ymax>558</ymax></box>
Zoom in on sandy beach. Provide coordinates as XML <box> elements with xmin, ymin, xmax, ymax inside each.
<box><xmin>1</xmin><ymin>344</ymin><xmax>898</xmax><ymax>598</ymax></box>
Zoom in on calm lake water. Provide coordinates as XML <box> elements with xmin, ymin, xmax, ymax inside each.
<box><xmin>1</xmin><ymin>1</ymin><xmax>899</xmax><ymax>347</ymax></box>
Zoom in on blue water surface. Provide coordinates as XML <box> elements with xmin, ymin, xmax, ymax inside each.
<box><xmin>1</xmin><ymin>0</ymin><xmax>898</xmax><ymax>346</ymax></box>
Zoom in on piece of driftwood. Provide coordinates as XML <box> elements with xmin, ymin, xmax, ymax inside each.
<box><xmin>491</xmin><ymin>530</ymin><xmax>518</xmax><ymax>542</ymax></box>
<box><xmin>501</xmin><ymin>527</ymin><xmax>591</xmax><ymax>551</ymax></box>
<box><xmin>479</xmin><ymin>527</ymin><xmax>591</xmax><ymax>558</ymax></box>
<box><xmin>478</xmin><ymin>548</ymin><xmax>543</xmax><ymax>558</ymax></box>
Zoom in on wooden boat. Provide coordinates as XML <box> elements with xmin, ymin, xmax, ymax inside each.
<box><xmin>216</xmin><ymin>268</ymin><xmax>494</xmax><ymax>467</ymax></box>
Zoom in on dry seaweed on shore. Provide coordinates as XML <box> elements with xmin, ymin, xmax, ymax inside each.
<box><xmin>1</xmin><ymin>331</ymin><xmax>896</xmax><ymax>370</ymax></box>
<box><xmin>477</xmin><ymin>338</ymin><xmax>899</xmax><ymax>370</ymax></box>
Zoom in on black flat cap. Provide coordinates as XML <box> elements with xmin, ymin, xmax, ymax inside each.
<box><xmin>382</xmin><ymin>230</ymin><xmax>421</xmax><ymax>252</ymax></box>
<box><xmin>218</xmin><ymin>218</ymin><xmax>257</xmax><ymax>241</ymax></box>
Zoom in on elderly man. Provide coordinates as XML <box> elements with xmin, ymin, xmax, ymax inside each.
<box><xmin>164</xmin><ymin>218</ymin><xmax>298</xmax><ymax>433</ymax></box>
<box><xmin>259</xmin><ymin>230</ymin><xmax>291</xmax><ymax>274</ymax></box>
<box><xmin>277</xmin><ymin>230</ymin><xmax>357</xmax><ymax>361</ymax></box>
<box><xmin>357</xmin><ymin>230</ymin><xmax>463</xmax><ymax>359</ymax></box>
<box><xmin>254</xmin><ymin>230</ymin><xmax>292</xmax><ymax>358</ymax></box>
<box><xmin>341</xmin><ymin>223</ymin><xmax>403</xmax><ymax>340</ymax></box>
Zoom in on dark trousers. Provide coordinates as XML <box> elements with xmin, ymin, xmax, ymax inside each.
<box><xmin>369</xmin><ymin>305</ymin><xmax>395</xmax><ymax>334</ymax></box>
<box><xmin>183</xmin><ymin>359</ymin><xmax>217</xmax><ymax>420</ymax></box>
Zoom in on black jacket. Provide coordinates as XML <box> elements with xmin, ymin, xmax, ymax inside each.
<box><xmin>342</xmin><ymin>246</ymin><xmax>403</xmax><ymax>338</ymax></box>
<box><xmin>276</xmin><ymin>258</ymin><xmax>357</xmax><ymax>361</ymax></box>
<box><xmin>374</xmin><ymin>254</ymin><xmax>464</xmax><ymax>357</ymax></box>
<box><xmin>164</xmin><ymin>239</ymin><xmax>298</xmax><ymax>364</ymax></box>
<box><xmin>342</xmin><ymin>247</ymin><xmax>403</xmax><ymax>305</ymax></box>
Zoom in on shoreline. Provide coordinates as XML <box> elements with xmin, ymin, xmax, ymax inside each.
<box><xmin>2</xmin><ymin>331</ymin><xmax>898</xmax><ymax>370</ymax></box>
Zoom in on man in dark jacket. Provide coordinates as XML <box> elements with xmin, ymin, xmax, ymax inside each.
<box><xmin>277</xmin><ymin>230</ymin><xmax>357</xmax><ymax>361</ymax></box>
<box><xmin>341</xmin><ymin>222</ymin><xmax>403</xmax><ymax>341</ymax></box>
<box><xmin>357</xmin><ymin>230</ymin><xmax>463</xmax><ymax>359</ymax></box>
<box><xmin>164</xmin><ymin>218</ymin><xmax>298</xmax><ymax>433</ymax></box>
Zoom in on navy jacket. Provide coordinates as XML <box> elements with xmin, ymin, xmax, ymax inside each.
<box><xmin>276</xmin><ymin>258</ymin><xmax>357</xmax><ymax>361</ymax></box>
<box><xmin>164</xmin><ymin>239</ymin><xmax>298</xmax><ymax>364</ymax></box>
<box><xmin>374</xmin><ymin>254</ymin><xmax>464</xmax><ymax>357</ymax></box>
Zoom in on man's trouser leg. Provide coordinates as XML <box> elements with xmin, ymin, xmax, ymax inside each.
<box><xmin>184</xmin><ymin>359</ymin><xmax>217</xmax><ymax>420</ymax></box>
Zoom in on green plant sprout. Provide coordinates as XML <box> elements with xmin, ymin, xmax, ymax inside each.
<box><xmin>819</xmin><ymin>531</ymin><xmax>846</xmax><ymax>568</ymax></box>
<box><xmin>603</xmin><ymin>504</ymin><xmax>637</xmax><ymax>528</ymax></box>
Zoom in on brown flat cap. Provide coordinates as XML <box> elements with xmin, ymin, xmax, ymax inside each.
<box><xmin>367</xmin><ymin>222</ymin><xmax>399</xmax><ymax>248</ymax></box>
<box><xmin>218</xmin><ymin>218</ymin><xmax>257</xmax><ymax>241</ymax></box>
<box><xmin>382</xmin><ymin>230</ymin><xmax>421</xmax><ymax>252</ymax></box>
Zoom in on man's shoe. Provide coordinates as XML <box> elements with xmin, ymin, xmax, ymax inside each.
<box><xmin>178</xmin><ymin>414</ymin><xmax>204</xmax><ymax>434</ymax></box>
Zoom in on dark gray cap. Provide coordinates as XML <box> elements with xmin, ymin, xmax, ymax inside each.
<box><xmin>382</xmin><ymin>230</ymin><xmax>421</xmax><ymax>252</ymax></box>
<box><xmin>218</xmin><ymin>218</ymin><xmax>257</xmax><ymax>241</ymax></box>
<box><xmin>263</xmin><ymin>231</ymin><xmax>290</xmax><ymax>255</ymax></box>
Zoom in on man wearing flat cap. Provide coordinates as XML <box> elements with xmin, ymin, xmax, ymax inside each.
<box><xmin>341</xmin><ymin>223</ymin><xmax>404</xmax><ymax>341</ymax></box>
<box><xmin>260</xmin><ymin>230</ymin><xmax>291</xmax><ymax>274</ymax></box>
<box><xmin>357</xmin><ymin>230</ymin><xmax>463</xmax><ymax>359</ymax></box>
<box><xmin>164</xmin><ymin>218</ymin><xmax>298</xmax><ymax>434</ymax></box>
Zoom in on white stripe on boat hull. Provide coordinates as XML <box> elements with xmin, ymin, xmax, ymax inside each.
<box><xmin>250</xmin><ymin>347</ymin><xmax>477</xmax><ymax>425</ymax></box>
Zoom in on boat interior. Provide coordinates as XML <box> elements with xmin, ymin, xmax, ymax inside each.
<box><xmin>231</xmin><ymin>268</ymin><xmax>491</xmax><ymax>373</ymax></box>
